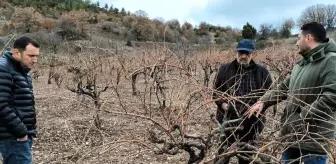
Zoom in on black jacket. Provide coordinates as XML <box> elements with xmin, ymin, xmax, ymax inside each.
<box><xmin>0</xmin><ymin>52</ymin><xmax>36</xmax><ymax>139</ymax></box>
<box><xmin>213</xmin><ymin>59</ymin><xmax>272</xmax><ymax>124</ymax></box>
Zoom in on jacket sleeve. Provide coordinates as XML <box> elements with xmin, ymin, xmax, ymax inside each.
<box><xmin>301</xmin><ymin>55</ymin><xmax>336</xmax><ymax>121</ymax></box>
<box><xmin>212</xmin><ymin>64</ymin><xmax>229</xmax><ymax>108</ymax></box>
<box><xmin>0</xmin><ymin>65</ymin><xmax>28</xmax><ymax>138</ymax></box>
<box><xmin>213</xmin><ymin>64</ymin><xmax>229</xmax><ymax>124</ymax></box>
<box><xmin>259</xmin><ymin>74</ymin><xmax>290</xmax><ymax>109</ymax></box>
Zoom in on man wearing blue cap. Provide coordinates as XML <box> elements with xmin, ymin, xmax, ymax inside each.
<box><xmin>213</xmin><ymin>39</ymin><xmax>272</xmax><ymax>164</ymax></box>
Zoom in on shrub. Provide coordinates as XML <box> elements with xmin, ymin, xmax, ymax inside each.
<box><xmin>102</xmin><ymin>22</ymin><xmax>117</xmax><ymax>32</ymax></box>
<box><xmin>102</xmin><ymin>21</ymin><xmax>127</xmax><ymax>36</ymax></box>
<box><xmin>131</xmin><ymin>17</ymin><xmax>155</xmax><ymax>41</ymax></box>
<box><xmin>40</xmin><ymin>18</ymin><xmax>56</xmax><ymax>32</ymax></box>
<box><xmin>10</xmin><ymin>7</ymin><xmax>42</xmax><ymax>33</ymax></box>
<box><xmin>126</xmin><ymin>40</ymin><xmax>132</xmax><ymax>46</ymax></box>
<box><xmin>58</xmin><ymin>10</ymin><xmax>89</xmax><ymax>40</ymax></box>
<box><xmin>23</xmin><ymin>30</ymin><xmax>62</xmax><ymax>53</ymax></box>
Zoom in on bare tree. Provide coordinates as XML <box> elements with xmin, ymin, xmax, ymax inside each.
<box><xmin>198</xmin><ymin>59</ymin><xmax>216</xmax><ymax>87</ymax></box>
<box><xmin>53</xmin><ymin>55</ymin><xmax>122</xmax><ymax>130</ymax></box>
<box><xmin>259</xmin><ymin>23</ymin><xmax>273</xmax><ymax>39</ymax></box>
<box><xmin>279</xmin><ymin>18</ymin><xmax>295</xmax><ymax>38</ymax></box>
<box><xmin>298</xmin><ymin>4</ymin><xmax>336</xmax><ymax>29</ymax></box>
<box><xmin>134</xmin><ymin>10</ymin><xmax>148</xmax><ymax>18</ymax></box>
<box><xmin>325</xmin><ymin>4</ymin><xmax>336</xmax><ymax>29</ymax></box>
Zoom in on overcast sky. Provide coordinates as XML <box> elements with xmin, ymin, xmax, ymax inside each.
<box><xmin>99</xmin><ymin>0</ymin><xmax>336</xmax><ymax>33</ymax></box>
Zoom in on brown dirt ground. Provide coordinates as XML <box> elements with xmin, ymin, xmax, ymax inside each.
<box><xmin>0</xmin><ymin>65</ymin><xmax>335</xmax><ymax>164</ymax></box>
<box><xmin>30</xmin><ymin>69</ymin><xmax>208</xmax><ymax>164</ymax></box>
<box><xmin>29</xmin><ymin>69</ymin><xmax>286</xmax><ymax>164</ymax></box>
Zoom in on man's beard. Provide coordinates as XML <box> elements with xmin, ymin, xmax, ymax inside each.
<box><xmin>20</xmin><ymin>62</ymin><xmax>31</xmax><ymax>72</ymax></box>
<box><xmin>298</xmin><ymin>49</ymin><xmax>307</xmax><ymax>55</ymax></box>
<box><xmin>240</xmin><ymin>63</ymin><xmax>249</xmax><ymax>67</ymax></box>
<box><xmin>238</xmin><ymin>60</ymin><xmax>249</xmax><ymax>67</ymax></box>
<box><xmin>298</xmin><ymin>45</ymin><xmax>309</xmax><ymax>55</ymax></box>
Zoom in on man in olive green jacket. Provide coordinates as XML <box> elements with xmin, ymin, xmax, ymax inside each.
<box><xmin>245</xmin><ymin>22</ymin><xmax>336</xmax><ymax>163</ymax></box>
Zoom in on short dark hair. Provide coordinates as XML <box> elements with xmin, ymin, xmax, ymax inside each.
<box><xmin>300</xmin><ymin>22</ymin><xmax>327</xmax><ymax>43</ymax></box>
<box><xmin>13</xmin><ymin>36</ymin><xmax>40</xmax><ymax>52</ymax></box>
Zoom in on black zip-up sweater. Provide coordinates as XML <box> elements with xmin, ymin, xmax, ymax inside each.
<box><xmin>213</xmin><ymin>59</ymin><xmax>272</xmax><ymax>123</ymax></box>
<box><xmin>0</xmin><ymin>52</ymin><xmax>36</xmax><ymax>139</ymax></box>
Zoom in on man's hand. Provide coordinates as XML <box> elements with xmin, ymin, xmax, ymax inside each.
<box><xmin>17</xmin><ymin>135</ymin><xmax>28</xmax><ymax>142</ymax></box>
<box><xmin>244</xmin><ymin>101</ymin><xmax>264</xmax><ymax>118</ymax></box>
<box><xmin>221</xmin><ymin>103</ymin><xmax>229</xmax><ymax>110</ymax></box>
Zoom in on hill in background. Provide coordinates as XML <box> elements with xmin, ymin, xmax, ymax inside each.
<box><xmin>0</xmin><ymin>0</ymin><xmax>334</xmax><ymax>53</ymax></box>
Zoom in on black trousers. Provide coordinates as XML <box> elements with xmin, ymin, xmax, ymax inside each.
<box><xmin>214</xmin><ymin>110</ymin><xmax>264</xmax><ymax>164</ymax></box>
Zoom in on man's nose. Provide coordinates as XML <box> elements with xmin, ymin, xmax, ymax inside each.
<box><xmin>240</xmin><ymin>54</ymin><xmax>247</xmax><ymax>58</ymax></box>
<box><xmin>32</xmin><ymin>57</ymin><xmax>37</xmax><ymax>63</ymax></box>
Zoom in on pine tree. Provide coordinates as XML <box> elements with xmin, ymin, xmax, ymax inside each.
<box><xmin>121</xmin><ymin>7</ymin><xmax>126</xmax><ymax>16</ymax></box>
<box><xmin>104</xmin><ymin>3</ymin><xmax>108</xmax><ymax>11</ymax></box>
<box><xmin>242</xmin><ymin>22</ymin><xmax>257</xmax><ymax>39</ymax></box>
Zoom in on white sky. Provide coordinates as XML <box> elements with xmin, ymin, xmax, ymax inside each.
<box><xmin>99</xmin><ymin>0</ymin><xmax>336</xmax><ymax>32</ymax></box>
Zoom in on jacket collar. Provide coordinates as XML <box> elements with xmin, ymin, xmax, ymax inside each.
<box><xmin>309</xmin><ymin>48</ymin><xmax>326</xmax><ymax>62</ymax></box>
<box><xmin>3</xmin><ymin>51</ymin><xmax>30</xmax><ymax>74</ymax></box>
<box><xmin>298</xmin><ymin>45</ymin><xmax>327</xmax><ymax>66</ymax></box>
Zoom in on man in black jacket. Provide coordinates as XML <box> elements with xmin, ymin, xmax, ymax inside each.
<box><xmin>213</xmin><ymin>39</ymin><xmax>272</xmax><ymax>164</ymax></box>
<box><xmin>0</xmin><ymin>36</ymin><xmax>39</xmax><ymax>164</ymax></box>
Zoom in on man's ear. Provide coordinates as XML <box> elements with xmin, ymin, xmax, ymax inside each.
<box><xmin>251</xmin><ymin>52</ymin><xmax>257</xmax><ymax>58</ymax></box>
<box><xmin>307</xmin><ymin>34</ymin><xmax>314</xmax><ymax>42</ymax></box>
<box><xmin>11</xmin><ymin>48</ymin><xmax>21</xmax><ymax>59</ymax></box>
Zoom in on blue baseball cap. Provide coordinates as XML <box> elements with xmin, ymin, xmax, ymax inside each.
<box><xmin>237</xmin><ymin>39</ymin><xmax>255</xmax><ymax>52</ymax></box>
